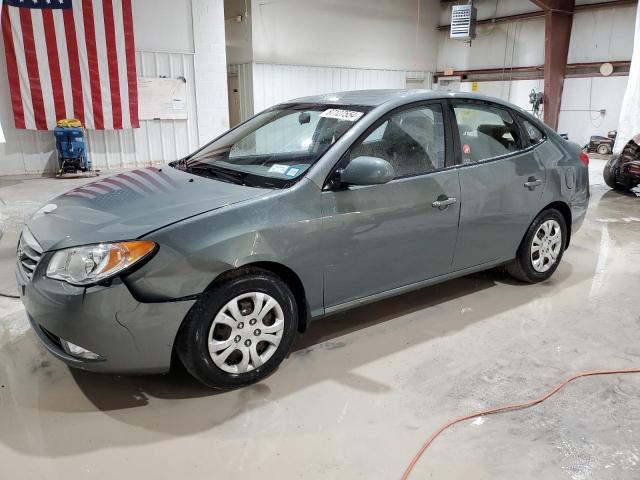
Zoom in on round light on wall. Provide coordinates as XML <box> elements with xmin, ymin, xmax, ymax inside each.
<box><xmin>600</xmin><ymin>62</ymin><xmax>614</xmax><ymax>77</ymax></box>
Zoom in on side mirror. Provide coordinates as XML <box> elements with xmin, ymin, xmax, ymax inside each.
<box><xmin>340</xmin><ymin>156</ymin><xmax>395</xmax><ymax>186</ymax></box>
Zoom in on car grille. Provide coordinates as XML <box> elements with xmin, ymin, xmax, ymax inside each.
<box><xmin>17</xmin><ymin>227</ymin><xmax>43</xmax><ymax>281</ymax></box>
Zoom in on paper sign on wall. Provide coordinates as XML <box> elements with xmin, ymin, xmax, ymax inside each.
<box><xmin>138</xmin><ymin>77</ymin><xmax>188</xmax><ymax>120</ymax></box>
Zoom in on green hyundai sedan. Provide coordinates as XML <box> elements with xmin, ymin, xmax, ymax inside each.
<box><xmin>17</xmin><ymin>90</ymin><xmax>589</xmax><ymax>389</ymax></box>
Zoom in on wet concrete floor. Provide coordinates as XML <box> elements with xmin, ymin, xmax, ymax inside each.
<box><xmin>1</xmin><ymin>160</ymin><xmax>639</xmax><ymax>479</ymax></box>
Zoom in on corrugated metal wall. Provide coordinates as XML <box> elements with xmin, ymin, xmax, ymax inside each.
<box><xmin>230</xmin><ymin>63</ymin><xmax>433</xmax><ymax>123</ymax></box>
<box><xmin>87</xmin><ymin>50</ymin><xmax>199</xmax><ymax>170</ymax></box>
<box><xmin>4</xmin><ymin>50</ymin><xmax>198</xmax><ymax>174</ymax></box>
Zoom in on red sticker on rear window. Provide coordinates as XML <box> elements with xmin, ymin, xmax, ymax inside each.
<box><xmin>463</xmin><ymin>144</ymin><xmax>471</xmax><ymax>154</ymax></box>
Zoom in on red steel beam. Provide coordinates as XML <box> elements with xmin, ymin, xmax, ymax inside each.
<box><xmin>531</xmin><ymin>0</ymin><xmax>575</xmax><ymax>130</ymax></box>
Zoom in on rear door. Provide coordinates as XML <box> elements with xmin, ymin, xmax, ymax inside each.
<box><xmin>450</xmin><ymin>100</ymin><xmax>547</xmax><ymax>269</ymax></box>
<box><xmin>321</xmin><ymin>101</ymin><xmax>461</xmax><ymax>308</ymax></box>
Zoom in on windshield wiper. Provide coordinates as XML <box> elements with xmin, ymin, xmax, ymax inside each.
<box><xmin>187</xmin><ymin>164</ymin><xmax>251</xmax><ymax>186</ymax></box>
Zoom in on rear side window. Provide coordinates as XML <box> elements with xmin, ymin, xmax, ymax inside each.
<box><xmin>348</xmin><ymin>104</ymin><xmax>446</xmax><ymax>178</ymax></box>
<box><xmin>453</xmin><ymin>103</ymin><xmax>522</xmax><ymax>163</ymax></box>
<box><xmin>521</xmin><ymin>118</ymin><xmax>545</xmax><ymax>145</ymax></box>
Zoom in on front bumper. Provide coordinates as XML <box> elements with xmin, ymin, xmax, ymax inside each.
<box><xmin>17</xmin><ymin>258</ymin><xmax>196</xmax><ymax>374</ymax></box>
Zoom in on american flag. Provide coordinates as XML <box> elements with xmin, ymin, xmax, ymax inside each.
<box><xmin>1</xmin><ymin>0</ymin><xmax>139</xmax><ymax>130</ymax></box>
<box><xmin>64</xmin><ymin>167</ymin><xmax>178</xmax><ymax>202</ymax></box>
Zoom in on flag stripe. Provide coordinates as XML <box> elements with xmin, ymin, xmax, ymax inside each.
<box><xmin>102</xmin><ymin>176</ymin><xmax>146</xmax><ymax>197</ymax></box>
<box><xmin>102</xmin><ymin>0</ymin><xmax>122</xmax><ymax>129</ymax></box>
<box><xmin>131</xmin><ymin>169</ymin><xmax>170</xmax><ymax>192</ymax></box>
<box><xmin>41</xmin><ymin>8</ymin><xmax>65</xmax><ymax>121</ymax></box>
<box><xmin>118</xmin><ymin>172</ymin><xmax>154</xmax><ymax>194</ymax></box>
<box><xmin>90</xmin><ymin>182</ymin><xmax>119</xmax><ymax>193</ymax></box>
<box><xmin>112</xmin><ymin>0</ymin><xmax>130</xmax><ymax>128</ymax></box>
<box><xmin>71</xmin><ymin>1</ymin><xmax>94</xmax><ymax>127</ymax></box>
<box><xmin>63</xmin><ymin>7</ymin><xmax>84</xmax><ymax>124</ymax></box>
<box><xmin>52</xmin><ymin>10</ymin><xmax>72</xmax><ymax>118</ymax></box>
<box><xmin>19</xmin><ymin>8</ymin><xmax>47</xmax><ymax>129</ymax></box>
<box><xmin>32</xmin><ymin>10</ymin><xmax>57</xmax><ymax>128</ymax></box>
<box><xmin>1</xmin><ymin>5</ymin><xmax>25</xmax><ymax>129</ymax></box>
<box><xmin>149</xmin><ymin>166</ymin><xmax>177</xmax><ymax>186</ymax></box>
<box><xmin>11</xmin><ymin>7</ymin><xmax>35</xmax><ymax>129</ymax></box>
<box><xmin>91</xmin><ymin>0</ymin><xmax>112</xmax><ymax>129</ymax></box>
<box><xmin>81</xmin><ymin>1</ymin><xmax>103</xmax><ymax>130</ymax></box>
<box><xmin>122</xmin><ymin>0</ymin><xmax>138</xmax><ymax>128</ymax></box>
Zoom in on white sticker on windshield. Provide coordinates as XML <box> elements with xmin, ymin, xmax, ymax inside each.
<box><xmin>268</xmin><ymin>164</ymin><xmax>289</xmax><ymax>174</ymax></box>
<box><xmin>320</xmin><ymin>109</ymin><xmax>364</xmax><ymax>122</ymax></box>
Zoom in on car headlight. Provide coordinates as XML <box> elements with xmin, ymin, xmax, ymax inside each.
<box><xmin>46</xmin><ymin>241</ymin><xmax>157</xmax><ymax>286</ymax></box>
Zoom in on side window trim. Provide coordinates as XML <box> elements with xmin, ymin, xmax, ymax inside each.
<box><xmin>323</xmin><ymin>99</ymin><xmax>453</xmax><ymax>190</ymax></box>
<box><xmin>448</xmin><ymin>99</ymin><xmax>530</xmax><ymax>166</ymax></box>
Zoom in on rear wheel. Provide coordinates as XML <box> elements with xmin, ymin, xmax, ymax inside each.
<box><xmin>507</xmin><ymin>209</ymin><xmax>566</xmax><ymax>283</ymax></box>
<box><xmin>176</xmin><ymin>268</ymin><xmax>298</xmax><ymax>389</ymax></box>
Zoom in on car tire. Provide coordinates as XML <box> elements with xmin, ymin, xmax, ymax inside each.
<box><xmin>176</xmin><ymin>268</ymin><xmax>298</xmax><ymax>389</ymax></box>
<box><xmin>597</xmin><ymin>144</ymin><xmax>611</xmax><ymax>155</ymax></box>
<box><xmin>603</xmin><ymin>159</ymin><xmax>629</xmax><ymax>191</ymax></box>
<box><xmin>506</xmin><ymin>209</ymin><xmax>567</xmax><ymax>283</ymax></box>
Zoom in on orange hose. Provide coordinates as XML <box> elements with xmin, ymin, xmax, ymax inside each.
<box><xmin>402</xmin><ymin>368</ymin><xmax>640</xmax><ymax>480</ymax></box>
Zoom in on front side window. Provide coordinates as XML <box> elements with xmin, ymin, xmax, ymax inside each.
<box><xmin>453</xmin><ymin>103</ymin><xmax>522</xmax><ymax>163</ymax></box>
<box><xmin>175</xmin><ymin>104</ymin><xmax>371</xmax><ymax>188</ymax></box>
<box><xmin>347</xmin><ymin>104</ymin><xmax>446</xmax><ymax>178</ymax></box>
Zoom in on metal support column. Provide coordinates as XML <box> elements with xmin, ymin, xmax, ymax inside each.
<box><xmin>530</xmin><ymin>0</ymin><xmax>575</xmax><ymax>130</ymax></box>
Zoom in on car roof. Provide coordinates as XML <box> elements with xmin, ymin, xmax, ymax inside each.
<box><xmin>284</xmin><ymin>89</ymin><xmax>524</xmax><ymax>111</ymax></box>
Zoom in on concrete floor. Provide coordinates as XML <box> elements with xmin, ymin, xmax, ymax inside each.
<box><xmin>1</xmin><ymin>160</ymin><xmax>639</xmax><ymax>479</ymax></box>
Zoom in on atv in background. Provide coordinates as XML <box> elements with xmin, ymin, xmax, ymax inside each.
<box><xmin>587</xmin><ymin>130</ymin><xmax>617</xmax><ymax>155</ymax></box>
<box><xmin>603</xmin><ymin>134</ymin><xmax>640</xmax><ymax>191</ymax></box>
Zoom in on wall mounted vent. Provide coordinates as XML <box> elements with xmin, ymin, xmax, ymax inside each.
<box><xmin>450</xmin><ymin>4</ymin><xmax>477</xmax><ymax>41</ymax></box>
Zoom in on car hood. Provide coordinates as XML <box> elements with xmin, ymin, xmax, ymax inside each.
<box><xmin>27</xmin><ymin>166</ymin><xmax>267</xmax><ymax>251</ymax></box>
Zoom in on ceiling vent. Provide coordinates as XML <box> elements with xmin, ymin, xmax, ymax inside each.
<box><xmin>450</xmin><ymin>4</ymin><xmax>477</xmax><ymax>41</ymax></box>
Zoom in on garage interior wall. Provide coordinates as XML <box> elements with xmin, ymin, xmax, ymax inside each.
<box><xmin>226</xmin><ymin>0</ymin><xmax>439</xmax><ymax>122</ymax></box>
<box><xmin>0</xmin><ymin>0</ymin><xmax>228</xmax><ymax>176</ymax></box>
<box><xmin>0</xmin><ymin>0</ymin><xmax>637</xmax><ymax>175</ymax></box>
<box><xmin>438</xmin><ymin>0</ymin><xmax>637</xmax><ymax>146</ymax></box>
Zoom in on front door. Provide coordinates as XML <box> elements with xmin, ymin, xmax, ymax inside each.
<box><xmin>449</xmin><ymin>100</ymin><xmax>547</xmax><ymax>269</ymax></box>
<box><xmin>321</xmin><ymin>102</ymin><xmax>461</xmax><ymax>308</ymax></box>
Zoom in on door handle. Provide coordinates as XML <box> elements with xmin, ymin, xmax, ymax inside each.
<box><xmin>524</xmin><ymin>177</ymin><xmax>542</xmax><ymax>190</ymax></box>
<box><xmin>432</xmin><ymin>197</ymin><xmax>457</xmax><ymax>210</ymax></box>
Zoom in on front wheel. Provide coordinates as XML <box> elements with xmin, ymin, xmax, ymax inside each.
<box><xmin>176</xmin><ymin>268</ymin><xmax>298</xmax><ymax>389</ymax></box>
<box><xmin>597</xmin><ymin>144</ymin><xmax>611</xmax><ymax>155</ymax></box>
<box><xmin>507</xmin><ymin>209</ymin><xmax>567</xmax><ymax>283</ymax></box>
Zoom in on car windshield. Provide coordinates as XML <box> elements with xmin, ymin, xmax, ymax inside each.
<box><xmin>172</xmin><ymin>103</ymin><xmax>372</xmax><ymax>188</ymax></box>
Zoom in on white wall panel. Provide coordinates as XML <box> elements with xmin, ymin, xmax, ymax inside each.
<box><xmin>192</xmin><ymin>0</ymin><xmax>229</xmax><ymax>146</ymax></box>
<box><xmin>251</xmin><ymin>0</ymin><xmax>440</xmax><ymax>72</ymax></box>
<box><xmin>251</xmin><ymin>63</ymin><xmax>430</xmax><ymax>114</ymax></box>
<box><xmin>0</xmin><ymin>51</ymin><xmax>199</xmax><ymax>175</ymax></box>
<box><xmin>227</xmin><ymin>63</ymin><xmax>254</xmax><ymax>122</ymax></box>
<box><xmin>460</xmin><ymin>76</ymin><xmax>629</xmax><ymax>146</ymax></box>
<box><xmin>86</xmin><ymin>51</ymin><xmax>199</xmax><ymax>171</ymax></box>
<box><xmin>437</xmin><ymin>3</ymin><xmax>636</xmax><ymax>71</ymax></box>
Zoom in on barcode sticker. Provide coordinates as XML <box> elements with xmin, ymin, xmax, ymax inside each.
<box><xmin>320</xmin><ymin>109</ymin><xmax>364</xmax><ymax>122</ymax></box>
<box><xmin>268</xmin><ymin>164</ymin><xmax>289</xmax><ymax>174</ymax></box>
